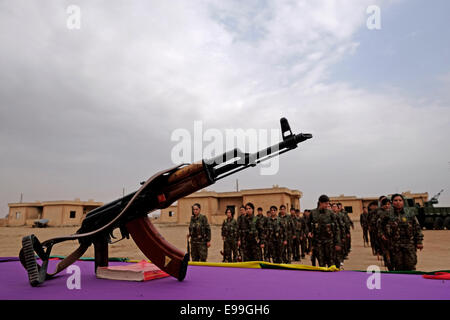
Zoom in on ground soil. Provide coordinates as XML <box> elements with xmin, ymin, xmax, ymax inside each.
<box><xmin>1</xmin><ymin>222</ymin><xmax>449</xmax><ymax>271</ymax></box>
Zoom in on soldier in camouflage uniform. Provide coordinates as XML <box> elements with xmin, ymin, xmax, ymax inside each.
<box><xmin>337</xmin><ymin>203</ymin><xmax>354</xmax><ymax>259</ymax></box>
<box><xmin>255</xmin><ymin>207</ymin><xmax>268</xmax><ymax>261</ymax></box>
<box><xmin>380</xmin><ymin>194</ymin><xmax>424</xmax><ymax>271</ymax></box>
<box><xmin>290</xmin><ymin>208</ymin><xmax>301</xmax><ymax>261</ymax></box>
<box><xmin>264</xmin><ymin>210</ymin><xmax>272</xmax><ymax>261</ymax></box>
<box><xmin>236</xmin><ymin>205</ymin><xmax>247</xmax><ymax>261</ymax></box>
<box><xmin>297</xmin><ymin>210</ymin><xmax>309</xmax><ymax>259</ymax></box>
<box><xmin>331</xmin><ymin>203</ymin><xmax>346</xmax><ymax>268</ymax></box>
<box><xmin>308</xmin><ymin>195</ymin><xmax>342</xmax><ymax>268</ymax></box>
<box><xmin>266</xmin><ymin>206</ymin><xmax>285</xmax><ymax>263</ymax></box>
<box><xmin>240</xmin><ymin>202</ymin><xmax>260</xmax><ymax>261</ymax></box>
<box><xmin>360</xmin><ymin>206</ymin><xmax>369</xmax><ymax>247</ymax></box>
<box><xmin>303</xmin><ymin>209</ymin><xmax>313</xmax><ymax>254</ymax></box>
<box><xmin>279</xmin><ymin>205</ymin><xmax>292</xmax><ymax>264</ymax></box>
<box><xmin>377</xmin><ymin>198</ymin><xmax>393</xmax><ymax>270</ymax></box>
<box><xmin>367</xmin><ymin>201</ymin><xmax>380</xmax><ymax>256</ymax></box>
<box><xmin>291</xmin><ymin>208</ymin><xmax>306</xmax><ymax>261</ymax></box>
<box><xmin>187</xmin><ymin>203</ymin><xmax>211</xmax><ymax>262</ymax></box>
<box><xmin>221</xmin><ymin>208</ymin><xmax>238</xmax><ymax>262</ymax></box>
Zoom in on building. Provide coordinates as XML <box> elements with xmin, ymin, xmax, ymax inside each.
<box><xmin>159</xmin><ymin>186</ymin><xmax>303</xmax><ymax>225</ymax></box>
<box><xmin>329</xmin><ymin>191</ymin><xmax>428</xmax><ymax>217</ymax></box>
<box><xmin>6</xmin><ymin>199</ymin><xmax>103</xmax><ymax>227</ymax></box>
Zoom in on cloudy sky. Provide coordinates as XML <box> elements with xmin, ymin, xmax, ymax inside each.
<box><xmin>1</xmin><ymin>0</ymin><xmax>449</xmax><ymax>216</ymax></box>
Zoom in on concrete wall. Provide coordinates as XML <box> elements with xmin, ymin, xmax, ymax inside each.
<box><xmin>42</xmin><ymin>205</ymin><xmax>87</xmax><ymax>226</ymax></box>
<box><xmin>6</xmin><ymin>200</ymin><xmax>102</xmax><ymax>227</ymax></box>
<box><xmin>62</xmin><ymin>205</ymin><xmax>84</xmax><ymax>225</ymax></box>
<box><xmin>217</xmin><ymin>197</ymin><xmax>243</xmax><ymax>218</ymax></box>
<box><xmin>7</xmin><ymin>205</ymin><xmax>41</xmax><ymax>226</ymax></box>
<box><xmin>160</xmin><ymin>205</ymin><xmax>178</xmax><ymax>223</ymax></box>
<box><xmin>170</xmin><ymin>188</ymin><xmax>302</xmax><ymax>225</ymax></box>
<box><xmin>177</xmin><ymin>196</ymin><xmax>219</xmax><ymax>225</ymax></box>
<box><xmin>242</xmin><ymin>193</ymin><xmax>299</xmax><ymax>213</ymax></box>
<box><xmin>42</xmin><ymin>205</ymin><xmax>64</xmax><ymax>226</ymax></box>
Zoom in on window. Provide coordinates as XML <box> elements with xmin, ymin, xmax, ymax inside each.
<box><xmin>169</xmin><ymin>211</ymin><xmax>175</xmax><ymax>217</ymax></box>
<box><xmin>16</xmin><ymin>212</ymin><xmax>21</xmax><ymax>219</ymax></box>
<box><xmin>70</xmin><ymin>211</ymin><xmax>76</xmax><ymax>219</ymax></box>
<box><xmin>344</xmin><ymin>206</ymin><xmax>353</xmax><ymax>213</ymax></box>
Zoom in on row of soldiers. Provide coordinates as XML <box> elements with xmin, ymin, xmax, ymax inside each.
<box><xmin>360</xmin><ymin>194</ymin><xmax>424</xmax><ymax>271</ymax></box>
<box><xmin>221</xmin><ymin>196</ymin><xmax>354</xmax><ymax>268</ymax></box>
<box><xmin>189</xmin><ymin>194</ymin><xmax>424</xmax><ymax>271</ymax></box>
<box><xmin>222</xmin><ymin>204</ymin><xmax>308</xmax><ymax>264</ymax></box>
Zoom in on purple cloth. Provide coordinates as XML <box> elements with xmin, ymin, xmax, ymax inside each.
<box><xmin>1</xmin><ymin>259</ymin><xmax>449</xmax><ymax>300</ymax></box>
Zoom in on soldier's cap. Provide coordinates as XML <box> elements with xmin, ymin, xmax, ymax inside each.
<box><xmin>318</xmin><ymin>194</ymin><xmax>330</xmax><ymax>203</ymax></box>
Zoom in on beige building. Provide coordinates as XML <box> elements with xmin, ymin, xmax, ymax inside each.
<box><xmin>160</xmin><ymin>186</ymin><xmax>303</xmax><ymax>225</ymax></box>
<box><xmin>7</xmin><ymin>199</ymin><xmax>103</xmax><ymax>227</ymax></box>
<box><xmin>329</xmin><ymin>191</ymin><xmax>428</xmax><ymax>217</ymax></box>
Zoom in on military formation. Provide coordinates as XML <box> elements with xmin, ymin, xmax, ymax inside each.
<box><xmin>360</xmin><ymin>194</ymin><xmax>424</xmax><ymax>271</ymax></box>
<box><xmin>188</xmin><ymin>193</ymin><xmax>424</xmax><ymax>271</ymax></box>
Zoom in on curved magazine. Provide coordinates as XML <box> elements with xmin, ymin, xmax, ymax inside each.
<box><xmin>126</xmin><ymin>217</ymin><xmax>189</xmax><ymax>281</ymax></box>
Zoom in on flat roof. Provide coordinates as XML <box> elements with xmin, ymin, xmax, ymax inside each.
<box><xmin>8</xmin><ymin>200</ymin><xmax>103</xmax><ymax>208</ymax></box>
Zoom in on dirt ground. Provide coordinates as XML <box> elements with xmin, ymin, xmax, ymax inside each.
<box><xmin>1</xmin><ymin>221</ymin><xmax>449</xmax><ymax>272</ymax></box>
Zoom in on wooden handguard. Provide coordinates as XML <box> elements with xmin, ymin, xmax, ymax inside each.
<box><xmin>156</xmin><ymin>162</ymin><xmax>213</xmax><ymax>209</ymax></box>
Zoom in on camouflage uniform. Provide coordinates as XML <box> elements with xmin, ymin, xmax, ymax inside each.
<box><xmin>279</xmin><ymin>214</ymin><xmax>293</xmax><ymax>263</ymax></box>
<box><xmin>376</xmin><ymin>207</ymin><xmax>393</xmax><ymax>269</ymax></box>
<box><xmin>290</xmin><ymin>214</ymin><xmax>301</xmax><ymax>261</ymax></box>
<box><xmin>360</xmin><ymin>211</ymin><xmax>369</xmax><ymax>246</ymax></box>
<box><xmin>309</xmin><ymin>208</ymin><xmax>342</xmax><ymax>268</ymax></box>
<box><xmin>333</xmin><ymin>211</ymin><xmax>346</xmax><ymax>268</ymax></box>
<box><xmin>380</xmin><ymin>208</ymin><xmax>423</xmax><ymax>271</ymax></box>
<box><xmin>241</xmin><ymin>214</ymin><xmax>260</xmax><ymax>261</ymax></box>
<box><xmin>339</xmin><ymin>210</ymin><xmax>353</xmax><ymax>259</ymax></box>
<box><xmin>304</xmin><ymin>214</ymin><xmax>313</xmax><ymax>253</ymax></box>
<box><xmin>221</xmin><ymin>217</ymin><xmax>238</xmax><ymax>262</ymax></box>
<box><xmin>266</xmin><ymin>216</ymin><xmax>285</xmax><ymax>263</ymax></box>
<box><xmin>299</xmin><ymin>215</ymin><xmax>309</xmax><ymax>259</ymax></box>
<box><xmin>291</xmin><ymin>214</ymin><xmax>308</xmax><ymax>261</ymax></box>
<box><xmin>189</xmin><ymin>213</ymin><xmax>211</xmax><ymax>262</ymax></box>
<box><xmin>255</xmin><ymin>213</ymin><xmax>268</xmax><ymax>261</ymax></box>
<box><xmin>368</xmin><ymin>208</ymin><xmax>381</xmax><ymax>256</ymax></box>
<box><xmin>237</xmin><ymin>213</ymin><xmax>247</xmax><ymax>261</ymax></box>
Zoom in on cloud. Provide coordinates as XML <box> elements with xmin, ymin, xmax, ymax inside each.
<box><xmin>0</xmin><ymin>1</ymin><xmax>449</xmax><ymax>215</ymax></box>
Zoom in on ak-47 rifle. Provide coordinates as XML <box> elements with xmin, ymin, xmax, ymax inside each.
<box><xmin>19</xmin><ymin>118</ymin><xmax>312</xmax><ymax>286</ymax></box>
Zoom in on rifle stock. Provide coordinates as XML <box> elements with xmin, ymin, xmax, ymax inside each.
<box><xmin>19</xmin><ymin>117</ymin><xmax>312</xmax><ymax>286</ymax></box>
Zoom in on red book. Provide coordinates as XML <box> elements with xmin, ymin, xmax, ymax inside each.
<box><xmin>96</xmin><ymin>260</ymin><xmax>169</xmax><ymax>281</ymax></box>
